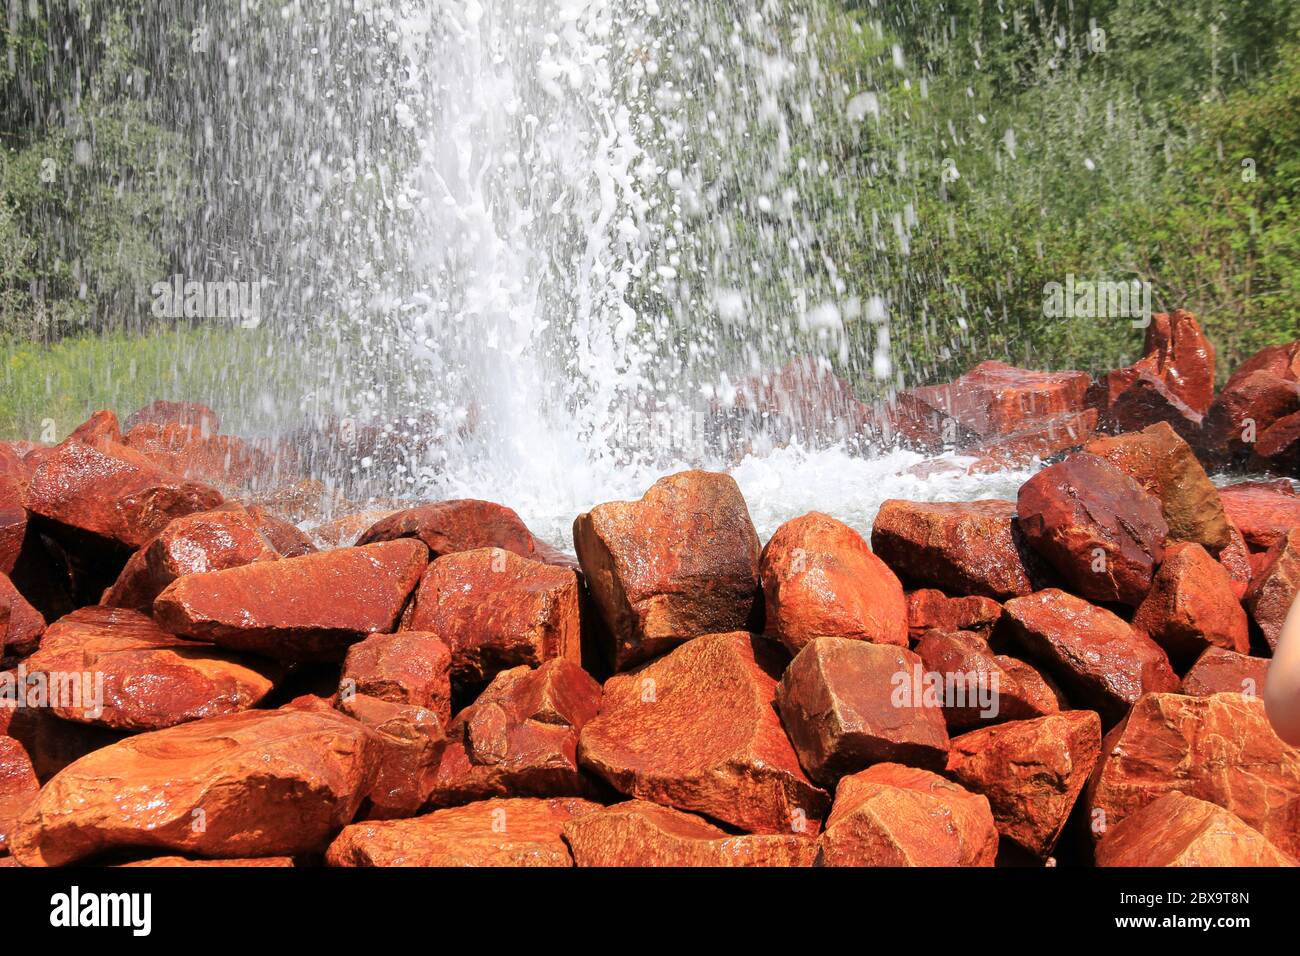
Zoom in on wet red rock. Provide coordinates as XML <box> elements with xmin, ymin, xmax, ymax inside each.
<box><xmin>946</xmin><ymin>710</ymin><xmax>1101</xmax><ymax>858</ymax></box>
<box><xmin>338</xmin><ymin>694</ymin><xmax>446</xmax><ymax>820</ymax></box>
<box><xmin>402</xmin><ymin>548</ymin><xmax>580</xmax><ymax>687</ymax></box>
<box><xmin>124</xmin><ymin>401</ymin><xmax>220</xmax><ymax>434</ymax></box>
<box><xmin>573</xmin><ymin>471</ymin><xmax>761</xmax><ymax>670</ymax></box>
<box><xmin>1144</xmin><ymin>310</ymin><xmax>1217</xmax><ymax>414</ymax></box>
<box><xmin>357</xmin><ymin>499</ymin><xmax>537</xmax><ymax>559</ymax></box>
<box><xmin>102</xmin><ymin>508</ymin><xmax>280</xmax><ymax>611</ymax></box>
<box><xmin>123</xmin><ymin>422</ymin><xmax>267</xmax><ymax>491</ymax></box>
<box><xmin>0</xmin><ymin>481</ymin><xmax>25</xmax><ymax>578</ymax></box>
<box><xmin>728</xmin><ymin>357</ymin><xmax>872</xmax><ymax>447</ymax></box>
<box><xmin>10</xmin><ymin>708</ymin><xmax>378</xmax><ymax>866</ymax></box>
<box><xmin>326</xmin><ymin>797</ymin><xmax>600</xmax><ymax>867</ymax></box>
<box><xmin>118</xmin><ymin>855</ymin><xmax>294</xmax><ymax>867</ymax></box>
<box><xmin>914</xmin><ymin>630</ymin><xmax>1059</xmax><ymax>730</ymax></box>
<box><xmin>22</xmin><ymin>606</ymin><xmax>279</xmax><ymax>731</ymax></box>
<box><xmin>579</xmin><ymin>631</ymin><xmax>827</xmax><ymax>833</ymax></box>
<box><xmin>563</xmin><ymin>800</ymin><xmax>818</xmax><ymax>867</ymax></box>
<box><xmin>1218</xmin><ymin>480</ymin><xmax>1300</xmax><ymax>551</ymax></box>
<box><xmin>1132</xmin><ymin>542</ymin><xmax>1249</xmax><ymax>667</ymax></box>
<box><xmin>341</xmin><ymin>631</ymin><xmax>452</xmax><ymax>724</ymax></box>
<box><xmin>245</xmin><ymin>505</ymin><xmax>317</xmax><ymax>557</ymax></box>
<box><xmin>961</xmin><ymin>409</ymin><xmax>1098</xmax><ymax>469</ymax></box>
<box><xmin>1228</xmin><ymin>340</ymin><xmax>1300</xmax><ymax>387</ymax></box>
<box><xmin>67</xmin><ymin>410</ymin><xmax>124</xmax><ymax>448</ymax></box>
<box><xmin>1182</xmin><ymin>647</ymin><xmax>1269</xmax><ymax>698</ymax></box>
<box><xmin>1246</xmin><ymin>528</ymin><xmax>1300</xmax><ymax>651</ymax></box>
<box><xmin>430</xmin><ymin>660</ymin><xmax>602</xmax><ymax>805</ymax></box>
<box><xmin>1</xmin><ymin>573</ymin><xmax>45</xmax><ymax>659</ymax></box>
<box><xmin>0</xmin><ymin>703</ymin><xmax>123</xmax><ymax>782</ymax></box>
<box><xmin>871</xmin><ymin>499</ymin><xmax>1042</xmax><ymax>600</ymax></box>
<box><xmin>1096</xmin><ymin>792</ymin><xmax>1295</xmax><ymax>867</ymax></box>
<box><xmin>1086</xmin><ymin>692</ymin><xmax>1300</xmax><ymax>858</ymax></box>
<box><xmin>1016</xmin><ymin>453</ymin><xmax>1168</xmax><ymax>606</ymax></box>
<box><xmin>154</xmin><ymin>539</ymin><xmax>428</xmax><ymax>662</ymax></box>
<box><xmin>904</xmin><ymin>361</ymin><xmax>1091</xmax><ymax>441</ymax></box>
<box><xmin>1105</xmin><ymin>370</ymin><xmax>1204</xmax><ymax>444</ymax></box>
<box><xmin>1202</xmin><ymin>370</ymin><xmax>1300</xmax><ymax>462</ymax></box>
<box><xmin>310</xmin><ymin>509</ymin><xmax>397</xmax><ymax>549</ymax></box>
<box><xmin>906</xmin><ymin>589</ymin><xmax>1002</xmax><ymax>638</ymax></box>
<box><xmin>1217</xmin><ymin>523</ymin><xmax>1254</xmax><ymax>599</ymax></box>
<box><xmin>776</xmin><ymin>637</ymin><xmax>949</xmax><ymax>783</ymax></box>
<box><xmin>818</xmin><ymin>762</ymin><xmax>997</xmax><ymax>866</ymax></box>
<box><xmin>1253</xmin><ymin>409</ymin><xmax>1300</xmax><ymax>472</ymax></box>
<box><xmin>760</xmin><ymin>512</ymin><xmax>907</xmax><ymax>654</ymax></box>
<box><xmin>1002</xmin><ymin>590</ymin><xmax>1179</xmax><ymax>725</ymax></box>
<box><xmin>0</xmin><ymin>735</ymin><xmax>39</xmax><ymax>854</ymax></box>
<box><xmin>1083</xmin><ymin>422</ymin><xmax>1230</xmax><ymax>553</ymax></box>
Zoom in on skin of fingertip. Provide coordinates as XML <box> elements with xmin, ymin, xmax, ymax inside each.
<box><xmin>1263</xmin><ymin>593</ymin><xmax>1300</xmax><ymax>747</ymax></box>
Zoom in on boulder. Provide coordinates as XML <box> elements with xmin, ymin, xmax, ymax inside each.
<box><xmin>1002</xmin><ymin>590</ymin><xmax>1180</xmax><ymax>725</ymax></box>
<box><xmin>1246</xmin><ymin>529</ymin><xmax>1300</xmax><ymax>652</ymax></box>
<box><xmin>1083</xmin><ymin>422</ymin><xmax>1230</xmax><ymax>553</ymax></box>
<box><xmin>21</xmin><ymin>606</ymin><xmax>279</xmax><ymax>731</ymax></box>
<box><xmin>1105</xmin><ymin>370</ymin><xmax>1203</xmax><ymax>444</ymax></box>
<box><xmin>562</xmin><ymin>801</ymin><xmax>819</xmax><ymax>867</ymax></box>
<box><xmin>1016</xmin><ymin>453</ymin><xmax>1168</xmax><ymax>606</ymax></box>
<box><xmin>904</xmin><ymin>361</ymin><xmax>1091</xmax><ymax>440</ymax></box>
<box><xmin>946</xmin><ymin>710</ymin><xmax>1102</xmax><ymax>858</ymax></box>
<box><xmin>1143</xmin><ymin>309</ymin><xmax>1217</xmax><ymax>414</ymax></box>
<box><xmin>340</xmin><ymin>631</ymin><xmax>452</xmax><ymax>724</ymax></box>
<box><xmin>0</xmin><ymin>703</ymin><xmax>123</xmax><ymax>782</ymax></box>
<box><xmin>573</xmin><ymin>471</ymin><xmax>761</xmax><ymax>670</ymax></box>
<box><xmin>1086</xmin><ymin>692</ymin><xmax>1300</xmax><ymax>858</ymax></box>
<box><xmin>1182</xmin><ymin>647</ymin><xmax>1269</xmax><ymax>698</ymax></box>
<box><xmin>1227</xmin><ymin>340</ymin><xmax>1300</xmax><ymax>387</ymax></box>
<box><xmin>337</xmin><ymin>694</ymin><xmax>446</xmax><ymax>820</ymax></box>
<box><xmin>579</xmin><ymin>631</ymin><xmax>828</xmax><ymax>833</ymax></box>
<box><xmin>759</xmin><ymin>512</ymin><xmax>907</xmax><ymax>654</ymax></box>
<box><xmin>123</xmin><ymin>401</ymin><xmax>220</xmax><ymax>434</ymax></box>
<box><xmin>67</xmin><ymin>409</ymin><xmax>124</xmax><ymax>447</ymax></box>
<box><xmin>959</xmin><ymin>409</ymin><xmax>1098</xmax><ymax>470</ymax></box>
<box><xmin>1</xmin><ymin>573</ymin><xmax>45</xmax><ymax>659</ymax></box>
<box><xmin>1202</xmin><ymin>371</ymin><xmax>1300</xmax><ymax>462</ymax></box>
<box><xmin>776</xmin><ymin>637</ymin><xmax>950</xmax><ymax>783</ymax></box>
<box><xmin>356</xmin><ymin>499</ymin><xmax>537</xmax><ymax>559</ymax></box>
<box><xmin>818</xmin><ymin>763</ymin><xmax>998</xmax><ymax>866</ymax></box>
<box><xmin>1096</xmin><ymin>792</ymin><xmax>1296</xmax><ymax>867</ymax></box>
<box><xmin>402</xmin><ymin>548</ymin><xmax>581</xmax><ymax>687</ymax></box>
<box><xmin>154</xmin><ymin>539</ymin><xmax>427</xmax><ymax>663</ymax></box>
<box><xmin>123</xmin><ymin>422</ymin><xmax>267</xmax><ymax>491</ymax></box>
<box><xmin>1132</xmin><ymin>542</ymin><xmax>1250</xmax><ymax>667</ymax></box>
<box><xmin>913</xmin><ymin>630</ymin><xmax>1059</xmax><ymax>730</ymax></box>
<box><xmin>871</xmin><ymin>499</ymin><xmax>1043</xmax><ymax>600</ymax></box>
<box><xmin>0</xmin><ymin>736</ymin><xmax>39</xmax><ymax>854</ymax></box>
<box><xmin>245</xmin><ymin>506</ymin><xmax>317</xmax><ymax>557</ymax></box>
<box><xmin>1217</xmin><ymin>523</ymin><xmax>1254</xmax><ymax>599</ymax></box>
<box><xmin>1218</xmin><ymin>480</ymin><xmax>1300</xmax><ymax>551</ymax></box>
<box><xmin>325</xmin><ymin>797</ymin><xmax>601</xmax><ymax>867</ymax></box>
<box><xmin>0</xmin><ymin>478</ymin><xmax>25</xmax><ymax>577</ymax></box>
<box><xmin>906</xmin><ymin>590</ymin><xmax>1002</xmax><ymax>638</ymax></box>
<box><xmin>430</xmin><ymin>659</ymin><xmax>602</xmax><ymax>806</ymax></box>
<box><xmin>10</xmin><ymin>708</ymin><xmax>379</xmax><ymax>866</ymax></box>
<box><xmin>309</xmin><ymin>509</ymin><xmax>397</xmax><ymax>550</ymax></box>
<box><xmin>1253</xmin><ymin>410</ymin><xmax>1300</xmax><ymax>473</ymax></box>
<box><xmin>726</xmin><ymin>357</ymin><xmax>873</xmax><ymax>448</ymax></box>
<box><xmin>118</xmin><ymin>855</ymin><xmax>294</xmax><ymax>867</ymax></box>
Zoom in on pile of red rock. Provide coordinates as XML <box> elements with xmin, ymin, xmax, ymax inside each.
<box><xmin>1</xmin><ymin>315</ymin><xmax>1298</xmax><ymax>867</ymax></box>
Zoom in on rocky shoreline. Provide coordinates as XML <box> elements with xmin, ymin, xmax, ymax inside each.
<box><xmin>1</xmin><ymin>311</ymin><xmax>1298</xmax><ymax>867</ymax></box>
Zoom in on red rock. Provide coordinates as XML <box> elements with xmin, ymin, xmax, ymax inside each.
<box><xmin>776</xmin><ymin>637</ymin><xmax>949</xmax><ymax>783</ymax></box>
<box><xmin>913</xmin><ymin>631</ymin><xmax>1059</xmax><ymax>730</ymax></box>
<box><xmin>1246</xmin><ymin>529</ymin><xmax>1300</xmax><ymax>652</ymax></box>
<box><xmin>1097</xmin><ymin>791</ymin><xmax>1295</xmax><ymax>866</ymax></box>
<box><xmin>154</xmin><ymin>540</ymin><xmax>428</xmax><ymax>662</ymax></box>
<box><xmin>1132</xmin><ymin>542</ymin><xmax>1250</xmax><ymax>667</ymax></box>
<box><xmin>124</xmin><ymin>422</ymin><xmax>267</xmax><ymax>491</ymax></box>
<box><xmin>249</xmin><ymin>479</ymin><xmax>344</xmax><ymax>525</ymax></box>
<box><xmin>118</xmin><ymin>855</ymin><xmax>294</xmax><ymax>867</ymax></box>
<box><xmin>905</xmin><ymin>361</ymin><xmax>1091</xmax><ymax>441</ymax></box>
<box><xmin>871</xmin><ymin>499</ymin><xmax>1043</xmax><ymax>600</ymax></box>
<box><xmin>0</xmin><ymin>736</ymin><xmax>39</xmax><ymax>854</ymax></box>
<box><xmin>430</xmin><ymin>660</ymin><xmax>602</xmax><ymax>806</ymax></box>
<box><xmin>67</xmin><ymin>409</ymin><xmax>124</xmax><ymax>447</ymax></box>
<box><xmin>818</xmin><ymin>762</ymin><xmax>998</xmax><ymax>866</ymax></box>
<box><xmin>962</xmin><ymin>409</ymin><xmax>1098</xmax><ymax>469</ymax></box>
<box><xmin>325</xmin><ymin>797</ymin><xmax>600</xmax><ymax>866</ymax></box>
<box><xmin>946</xmin><ymin>710</ymin><xmax>1101</xmax><ymax>858</ymax></box>
<box><xmin>0</xmin><ymin>702</ymin><xmax>123</xmax><ymax>782</ymax></box>
<box><xmin>101</xmin><ymin>508</ymin><xmax>280</xmax><ymax>611</ymax></box>
<box><xmin>245</xmin><ymin>505</ymin><xmax>317</xmax><ymax>557</ymax></box>
<box><xmin>0</xmin><ymin>443</ymin><xmax>33</xmax><ymax>493</ymax></box>
<box><xmin>759</xmin><ymin>512</ymin><xmax>907</xmax><ymax>654</ymax></box>
<box><xmin>310</xmin><ymin>509</ymin><xmax>397</xmax><ymax>550</ymax></box>
<box><xmin>1217</xmin><ymin>523</ymin><xmax>1254</xmax><ymax>599</ymax></box>
<box><xmin>10</xmin><ymin>708</ymin><xmax>378</xmax><ymax>866</ymax></box>
<box><xmin>579</xmin><ymin>631</ymin><xmax>828</xmax><ymax>833</ymax></box>
<box><xmin>341</xmin><ymin>631</ymin><xmax>451</xmax><ymax>724</ymax></box>
<box><xmin>1228</xmin><ymin>340</ymin><xmax>1300</xmax><ymax>388</ymax></box>
<box><xmin>573</xmin><ymin>471</ymin><xmax>761</xmax><ymax>670</ymax></box>
<box><xmin>357</xmin><ymin>499</ymin><xmax>537</xmax><ymax>559</ymax></box>
<box><xmin>1</xmin><ymin>573</ymin><xmax>45</xmax><ymax>659</ymax></box>
<box><xmin>1253</xmin><ymin>410</ymin><xmax>1300</xmax><ymax>472</ymax></box>
<box><xmin>907</xmin><ymin>589</ymin><xmax>1002</xmax><ymax>637</ymax></box>
<box><xmin>1144</xmin><ymin>309</ymin><xmax>1217</xmax><ymax>414</ymax></box>
<box><xmin>21</xmin><ymin>606</ymin><xmax>279</xmax><ymax>731</ymax></box>
<box><xmin>0</xmin><ymin>483</ymin><xmax>25</xmax><ymax>578</ymax></box>
<box><xmin>23</xmin><ymin>439</ymin><xmax>224</xmax><ymax>551</ymax></box>
<box><xmin>1219</xmin><ymin>480</ymin><xmax>1300</xmax><ymax>551</ymax></box>
<box><xmin>1105</xmin><ymin>370</ymin><xmax>1203</xmax><ymax>444</ymax></box>
<box><xmin>338</xmin><ymin>694</ymin><xmax>446</xmax><ymax>820</ymax></box>
<box><xmin>727</xmin><ymin>356</ymin><xmax>873</xmax><ymax>448</ymax></box>
<box><xmin>1087</xmin><ymin>354</ymin><xmax>1158</xmax><ymax>422</ymax></box>
<box><xmin>123</xmin><ymin>401</ymin><xmax>220</xmax><ymax>434</ymax></box>
<box><xmin>1083</xmin><ymin>422</ymin><xmax>1230</xmax><ymax>553</ymax></box>
<box><xmin>1016</xmin><ymin>453</ymin><xmax>1168</xmax><ymax>606</ymax></box>
<box><xmin>402</xmin><ymin>548</ymin><xmax>581</xmax><ymax>687</ymax></box>
<box><xmin>1086</xmin><ymin>692</ymin><xmax>1300</xmax><ymax>858</ymax></box>
<box><xmin>562</xmin><ymin>801</ymin><xmax>818</xmax><ymax>867</ymax></box>
<box><xmin>1202</xmin><ymin>370</ymin><xmax>1300</xmax><ymax>462</ymax></box>
<box><xmin>869</xmin><ymin>390</ymin><xmax>978</xmax><ymax>452</ymax></box>
<box><xmin>1182</xmin><ymin>647</ymin><xmax>1269</xmax><ymax>699</ymax></box>
<box><xmin>1002</xmin><ymin>590</ymin><xmax>1180</xmax><ymax>725</ymax></box>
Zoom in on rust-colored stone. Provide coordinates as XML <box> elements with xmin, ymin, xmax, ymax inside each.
<box><xmin>0</xmin><ymin>703</ymin><xmax>122</xmax><ymax>782</ymax></box>
<box><xmin>402</xmin><ymin>548</ymin><xmax>580</xmax><ymax>687</ymax></box>
<box><xmin>1086</xmin><ymin>692</ymin><xmax>1300</xmax><ymax>858</ymax></box>
<box><xmin>760</xmin><ymin>511</ymin><xmax>907</xmax><ymax>654</ymax></box>
<box><xmin>1002</xmin><ymin>590</ymin><xmax>1179</xmax><ymax>725</ymax></box>
<box><xmin>0</xmin><ymin>481</ymin><xmax>25</xmax><ymax>577</ymax></box>
<box><xmin>357</xmin><ymin>499</ymin><xmax>537</xmax><ymax>558</ymax></box>
<box><xmin>325</xmin><ymin>797</ymin><xmax>600</xmax><ymax>866</ymax></box>
<box><xmin>430</xmin><ymin>660</ymin><xmax>601</xmax><ymax>806</ymax></box>
<box><xmin>1016</xmin><ymin>453</ymin><xmax>1168</xmax><ymax>606</ymax></box>
<box><xmin>1</xmin><ymin>573</ymin><xmax>45</xmax><ymax>659</ymax></box>
<box><xmin>1145</xmin><ymin>310</ymin><xmax>1217</xmax><ymax>414</ymax></box>
<box><xmin>245</xmin><ymin>505</ymin><xmax>317</xmax><ymax>557</ymax></box>
<box><xmin>338</xmin><ymin>694</ymin><xmax>446</xmax><ymax>820</ymax></box>
<box><xmin>67</xmin><ymin>410</ymin><xmax>124</xmax><ymax>447</ymax></box>
<box><xmin>1217</xmin><ymin>523</ymin><xmax>1254</xmax><ymax>599</ymax></box>
<box><xmin>123</xmin><ymin>401</ymin><xmax>220</xmax><ymax>434</ymax></box>
<box><xmin>914</xmin><ymin>630</ymin><xmax>1059</xmax><ymax>730</ymax></box>
<box><xmin>1246</xmin><ymin>528</ymin><xmax>1300</xmax><ymax>652</ymax></box>
<box><xmin>871</xmin><ymin>499</ymin><xmax>1043</xmax><ymax>600</ymax></box>
<box><xmin>1202</xmin><ymin>370</ymin><xmax>1300</xmax><ymax>462</ymax></box>
<box><xmin>1182</xmin><ymin>647</ymin><xmax>1270</xmax><ymax>698</ymax></box>
<box><xmin>1218</xmin><ymin>480</ymin><xmax>1300</xmax><ymax>551</ymax></box>
<box><xmin>123</xmin><ymin>422</ymin><xmax>267</xmax><ymax>491</ymax></box>
<box><xmin>118</xmin><ymin>855</ymin><xmax>294</xmax><ymax>867</ymax></box>
<box><xmin>1252</xmin><ymin>410</ymin><xmax>1300</xmax><ymax>473</ymax></box>
<box><xmin>341</xmin><ymin>631</ymin><xmax>451</xmax><ymax>724</ymax></box>
<box><xmin>1106</xmin><ymin>370</ymin><xmax>1204</xmax><ymax>444</ymax></box>
<box><xmin>1096</xmin><ymin>792</ymin><xmax>1296</xmax><ymax>867</ymax></box>
<box><xmin>1132</xmin><ymin>542</ymin><xmax>1250</xmax><ymax>668</ymax></box>
<box><xmin>0</xmin><ymin>735</ymin><xmax>39</xmax><ymax>854</ymax></box>
<box><xmin>579</xmin><ymin>631</ymin><xmax>827</xmax><ymax>833</ymax></box>
<box><xmin>154</xmin><ymin>539</ymin><xmax>427</xmax><ymax>662</ymax></box>
<box><xmin>905</xmin><ymin>361</ymin><xmax>1091</xmax><ymax>440</ymax></box>
<box><xmin>946</xmin><ymin>710</ymin><xmax>1101</xmax><ymax>858</ymax></box>
<box><xmin>563</xmin><ymin>800</ymin><xmax>818</xmax><ymax>867</ymax></box>
<box><xmin>818</xmin><ymin>763</ymin><xmax>998</xmax><ymax>866</ymax></box>
<box><xmin>573</xmin><ymin>471</ymin><xmax>761</xmax><ymax>671</ymax></box>
<box><xmin>907</xmin><ymin>589</ymin><xmax>1002</xmax><ymax>638</ymax></box>
<box><xmin>310</xmin><ymin>509</ymin><xmax>397</xmax><ymax>550</ymax></box>
<box><xmin>11</xmin><ymin>708</ymin><xmax>378</xmax><ymax>866</ymax></box>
